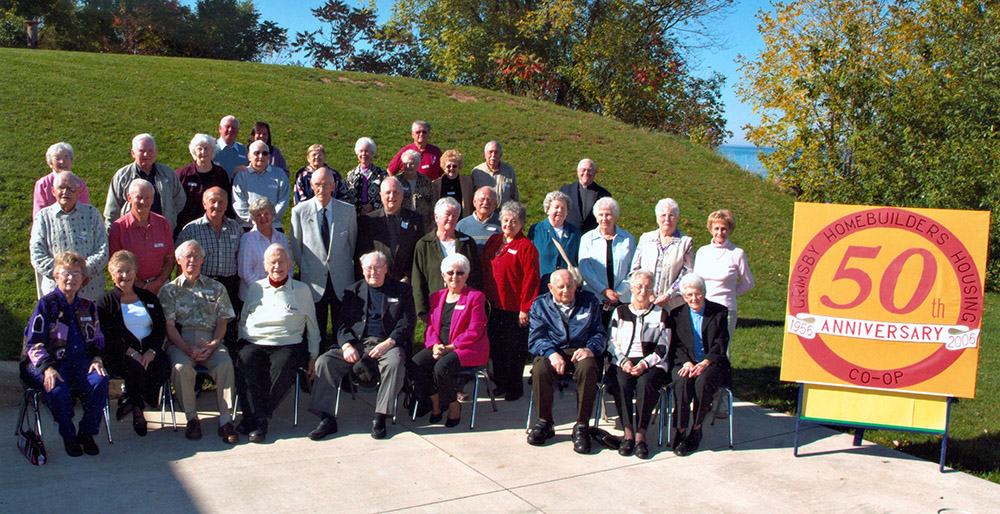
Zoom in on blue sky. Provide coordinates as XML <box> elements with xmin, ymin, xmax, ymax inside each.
<box><xmin>246</xmin><ymin>0</ymin><xmax>772</xmax><ymax>146</ymax></box>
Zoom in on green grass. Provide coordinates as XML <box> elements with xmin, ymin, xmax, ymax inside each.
<box><xmin>0</xmin><ymin>48</ymin><xmax>996</xmax><ymax>481</ymax></box>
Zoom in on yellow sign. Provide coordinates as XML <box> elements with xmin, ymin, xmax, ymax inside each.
<box><xmin>801</xmin><ymin>384</ymin><xmax>949</xmax><ymax>432</ymax></box>
<box><xmin>780</xmin><ymin>203</ymin><xmax>990</xmax><ymax>398</ymax></box>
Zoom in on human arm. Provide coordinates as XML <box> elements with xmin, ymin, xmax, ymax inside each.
<box><xmin>104</xmin><ymin>172</ymin><xmax>125</xmax><ymax>228</ymax></box>
<box><xmin>734</xmin><ymin>247</ymin><xmax>755</xmax><ymax>297</ymax></box>
<box><xmin>517</xmin><ymin>240</ymin><xmax>540</xmax><ymax>323</ymax></box>
<box><xmin>230</xmin><ymin>174</ymin><xmax>251</xmax><ymax>225</ymax></box>
<box><xmin>145</xmin><ymin>251</ymin><xmax>175</xmax><ymax>294</ymax></box>
<box><xmin>85</xmin><ymin>209</ymin><xmax>110</xmax><ymax>280</ymax></box>
<box><xmin>274</xmin><ymin>175</ymin><xmax>290</xmax><ymax>222</ymax></box>
<box><xmin>527</xmin><ymin>301</ymin><xmax>561</xmax><ymax>358</ymax></box>
<box><xmin>28</xmin><ymin>214</ymin><xmax>54</xmax><ymax>279</ymax></box>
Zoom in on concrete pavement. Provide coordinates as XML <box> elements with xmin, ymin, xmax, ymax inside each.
<box><xmin>2</xmin><ymin>374</ymin><xmax>998</xmax><ymax>513</ymax></box>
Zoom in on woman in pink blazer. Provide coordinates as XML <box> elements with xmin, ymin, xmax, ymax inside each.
<box><xmin>412</xmin><ymin>253</ymin><xmax>490</xmax><ymax>427</ymax></box>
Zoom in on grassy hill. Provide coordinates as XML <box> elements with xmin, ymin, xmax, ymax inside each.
<box><xmin>0</xmin><ymin>48</ymin><xmax>995</xmax><ymax>479</ymax></box>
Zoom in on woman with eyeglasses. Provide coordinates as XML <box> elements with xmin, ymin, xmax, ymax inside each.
<box><xmin>432</xmin><ymin>149</ymin><xmax>474</xmax><ymax>218</ymax></box>
<box><xmin>412</xmin><ymin>254</ymin><xmax>489</xmax><ymax>426</ymax></box>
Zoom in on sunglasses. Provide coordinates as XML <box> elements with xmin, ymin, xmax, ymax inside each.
<box><xmin>444</xmin><ymin>270</ymin><xmax>466</xmax><ymax>276</ymax></box>
<box><xmin>253</xmin><ymin>151</ymin><xmax>270</xmax><ymax>156</ymax></box>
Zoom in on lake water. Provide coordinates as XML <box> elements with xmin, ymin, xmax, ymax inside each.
<box><xmin>718</xmin><ymin>145</ymin><xmax>773</xmax><ymax>177</ymax></box>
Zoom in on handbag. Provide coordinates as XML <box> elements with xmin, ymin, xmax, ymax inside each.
<box><xmin>16</xmin><ymin>403</ymin><xmax>46</xmax><ymax>466</ymax></box>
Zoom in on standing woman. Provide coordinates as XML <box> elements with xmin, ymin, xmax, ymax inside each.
<box><xmin>293</xmin><ymin>144</ymin><xmax>346</xmax><ymax>204</ymax></box>
<box><xmin>527</xmin><ymin>190</ymin><xmax>581</xmax><ymax>289</ymax></box>
<box><xmin>97</xmin><ymin>250</ymin><xmax>171</xmax><ymax>436</ymax></box>
<box><xmin>481</xmin><ymin>201</ymin><xmax>540</xmax><ymax>401</ymax></box>
<box><xmin>432</xmin><ymin>149</ymin><xmax>474</xmax><ymax>217</ymax></box>
<box><xmin>174</xmin><ymin>134</ymin><xmax>234</xmax><ymax>235</ymax></box>
<box><xmin>345</xmin><ymin>137</ymin><xmax>389</xmax><ymax>215</ymax></box>
<box><xmin>630</xmin><ymin>198</ymin><xmax>693</xmax><ymax>311</ymax></box>
<box><xmin>248</xmin><ymin>121</ymin><xmax>289</xmax><ymax>176</ymax></box>
<box><xmin>33</xmin><ymin>142</ymin><xmax>91</xmax><ymax>217</ymax></box>
<box><xmin>693</xmin><ymin>208</ymin><xmax>754</xmax><ymax>352</ymax></box>
<box><xmin>578</xmin><ymin>197</ymin><xmax>636</xmax><ymax>327</ymax></box>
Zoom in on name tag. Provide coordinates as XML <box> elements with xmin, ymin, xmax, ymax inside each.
<box><xmin>400</xmin><ymin>221</ymin><xmax>409</xmax><ymax>229</ymax></box>
<box><xmin>455</xmin><ymin>304</ymin><xmax>466</xmax><ymax>310</ymax></box>
<box><xmin>284</xmin><ymin>304</ymin><xmax>297</xmax><ymax>312</ymax></box>
<box><xmin>576</xmin><ymin>311</ymin><xmax>590</xmax><ymax>319</ymax></box>
<box><xmin>487</xmin><ymin>226</ymin><xmax>497</xmax><ymax>231</ymax></box>
<box><xmin>459</xmin><ymin>237</ymin><xmax>471</xmax><ymax>242</ymax></box>
<box><xmin>146</xmin><ymin>304</ymin><xmax>155</xmax><ymax>309</ymax></box>
<box><xmin>387</xmin><ymin>298</ymin><xmax>399</xmax><ymax>303</ymax></box>
<box><xmin>154</xmin><ymin>243</ymin><xmax>164</xmax><ymax>248</ymax></box>
<box><xmin>507</xmin><ymin>249</ymin><xmax>518</xmax><ymax>255</ymax></box>
<box><xmin>81</xmin><ymin>316</ymin><xmax>93</xmax><ymax>322</ymax></box>
<box><xmin>187</xmin><ymin>182</ymin><xmax>198</xmax><ymax>187</ymax></box>
<box><xmin>340</xmin><ymin>230</ymin><xmax>348</xmax><ymax>237</ymax></box>
<box><xmin>230</xmin><ymin>234</ymin><xmax>239</xmax><ymax>239</ymax></box>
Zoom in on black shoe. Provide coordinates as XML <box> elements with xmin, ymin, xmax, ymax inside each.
<box><xmin>572</xmin><ymin>423</ymin><xmax>592</xmax><ymax>454</ymax></box>
<box><xmin>249</xmin><ymin>419</ymin><xmax>268</xmax><ymax>443</ymax></box>
<box><xmin>504</xmin><ymin>391</ymin><xmax>523</xmax><ymax>402</ymax></box>
<box><xmin>618</xmin><ymin>438</ymin><xmax>635</xmax><ymax>457</ymax></box>
<box><xmin>428</xmin><ymin>412</ymin><xmax>443</xmax><ymax>424</ymax></box>
<box><xmin>526</xmin><ymin>419</ymin><xmax>555</xmax><ymax>446</ymax></box>
<box><xmin>235</xmin><ymin>418</ymin><xmax>255</xmax><ymax>435</ymax></box>
<box><xmin>132</xmin><ymin>406</ymin><xmax>148</xmax><ymax>437</ymax></box>
<box><xmin>684</xmin><ymin>427</ymin><xmax>703</xmax><ymax>454</ymax></box>
<box><xmin>371</xmin><ymin>414</ymin><xmax>387</xmax><ymax>440</ymax></box>
<box><xmin>445</xmin><ymin>416</ymin><xmax>461</xmax><ymax>428</ymax></box>
<box><xmin>672</xmin><ymin>429</ymin><xmax>687</xmax><ymax>456</ymax></box>
<box><xmin>76</xmin><ymin>432</ymin><xmax>99</xmax><ymax>456</ymax></box>
<box><xmin>64</xmin><ymin>438</ymin><xmax>83</xmax><ymax>457</ymax></box>
<box><xmin>308</xmin><ymin>417</ymin><xmax>338</xmax><ymax>441</ymax></box>
<box><xmin>635</xmin><ymin>441</ymin><xmax>650</xmax><ymax>459</ymax></box>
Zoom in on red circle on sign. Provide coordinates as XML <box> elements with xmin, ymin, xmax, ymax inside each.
<box><xmin>787</xmin><ymin>207</ymin><xmax>983</xmax><ymax>388</ymax></box>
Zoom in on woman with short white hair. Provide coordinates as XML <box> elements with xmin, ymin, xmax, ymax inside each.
<box><xmin>578</xmin><ymin>196</ymin><xmax>636</xmax><ymax>324</ymax></box>
<box><xmin>174</xmin><ymin>133</ymin><xmax>233</xmax><ymax>234</ymax></box>
<box><xmin>238</xmin><ymin>197</ymin><xmax>290</xmax><ymax>301</ymax></box>
<box><xmin>630</xmin><ymin>197</ymin><xmax>693</xmax><ymax>311</ymax></box>
<box><xmin>33</xmin><ymin>142</ymin><xmax>92</xmax><ymax>216</ymax></box>
<box><xmin>345</xmin><ymin>137</ymin><xmax>389</xmax><ymax>215</ymax></box>
<box><xmin>528</xmin><ymin>190</ymin><xmax>581</xmax><ymax>288</ymax></box>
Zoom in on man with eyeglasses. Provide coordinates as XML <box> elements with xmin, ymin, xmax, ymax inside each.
<box><xmin>387</xmin><ymin>120</ymin><xmax>443</xmax><ymax>181</ymax></box>
<box><xmin>232</xmin><ymin>140</ymin><xmax>290</xmax><ymax>231</ymax></box>
<box><xmin>105</xmin><ymin>133</ymin><xmax>186</xmax><ymax>231</ymax></box>
<box><xmin>30</xmin><ymin>171</ymin><xmax>109</xmax><ymax>300</ymax></box>
<box><xmin>356</xmin><ymin>176</ymin><xmax>424</xmax><ymax>283</ymax></box>
<box><xmin>307</xmin><ymin>251</ymin><xmax>415</xmax><ymax>441</ymax></box>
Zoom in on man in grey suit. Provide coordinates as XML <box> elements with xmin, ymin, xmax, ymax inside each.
<box><xmin>290</xmin><ymin>167</ymin><xmax>358</xmax><ymax>353</ymax></box>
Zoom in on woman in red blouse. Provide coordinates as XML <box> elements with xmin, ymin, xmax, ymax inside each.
<box><xmin>481</xmin><ymin>201</ymin><xmax>540</xmax><ymax>401</ymax></box>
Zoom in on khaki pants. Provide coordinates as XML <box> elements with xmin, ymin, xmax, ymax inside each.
<box><xmin>166</xmin><ymin>328</ymin><xmax>235</xmax><ymax>424</ymax></box>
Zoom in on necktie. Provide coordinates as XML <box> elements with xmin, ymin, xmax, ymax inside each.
<box><xmin>321</xmin><ymin>207</ymin><xmax>331</xmax><ymax>251</ymax></box>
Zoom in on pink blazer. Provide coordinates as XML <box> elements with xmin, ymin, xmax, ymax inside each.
<box><xmin>424</xmin><ymin>286</ymin><xmax>490</xmax><ymax>367</ymax></box>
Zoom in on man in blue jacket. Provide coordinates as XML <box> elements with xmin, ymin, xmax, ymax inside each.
<box><xmin>527</xmin><ymin>269</ymin><xmax>607</xmax><ymax>454</ymax></box>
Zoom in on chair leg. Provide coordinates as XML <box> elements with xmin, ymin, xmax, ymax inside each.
<box><xmin>334</xmin><ymin>383</ymin><xmax>342</xmax><ymax>418</ymax></box>
<box><xmin>104</xmin><ymin>402</ymin><xmax>113</xmax><ymax>444</ymax></box>
<box><xmin>728</xmin><ymin>388</ymin><xmax>734</xmax><ymax>448</ymax></box>
<box><xmin>392</xmin><ymin>394</ymin><xmax>398</xmax><ymax>425</ymax></box>
<box><xmin>293</xmin><ymin>373</ymin><xmax>300</xmax><ymax>427</ymax></box>
<box><xmin>33</xmin><ymin>393</ymin><xmax>43</xmax><ymax>438</ymax></box>
<box><xmin>231</xmin><ymin>393</ymin><xmax>240</xmax><ymax>421</ymax></box>
<box><xmin>658</xmin><ymin>389</ymin><xmax>665</xmax><ymax>447</ymax></box>
<box><xmin>525</xmin><ymin>388</ymin><xmax>534</xmax><ymax>433</ymax></box>
<box><xmin>470</xmin><ymin>373</ymin><xmax>480</xmax><ymax>430</ymax></box>
<box><xmin>484</xmin><ymin>371</ymin><xmax>498</xmax><ymax>413</ymax></box>
<box><xmin>592</xmin><ymin>384</ymin><xmax>605</xmax><ymax>429</ymax></box>
<box><xmin>165</xmin><ymin>380</ymin><xmax>177</xmax><ymax>431</ymax></box>
<box><xmin>15</xmin><ymin>391</ymin><xmax>28</xmax><ymax>436</ymax></box>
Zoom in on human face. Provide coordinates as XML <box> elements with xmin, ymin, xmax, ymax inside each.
<box><xmin>596</xmin><ymin>206</ymin><xmax>617</xmax><ymax>232</ymax></box>
<box><xmin>500</xmin><ymin>212</ymin><xmax>524</xmax><ymax>239</ymax></box>
<box><xmin>435</xmin><ymin>206</ymin><xmax>460</xmax><ymax>233</ymax></box>
<box><xmin>683</xmin><ymin>286</ymin><xmax>705</xmax><ymax>312</ymax></box>
<box><xmin>411</xmin><ymin>124</ymin><xmax>429</xmax><ymax>147</ymax></box>
<box><xmin>630</xmin><ymin>276</ymin><xmax>654</xmax><ymax>307</ymax></box>
<box><xmin>249</xmin><ymin>145</ymin><xmax>270</xmax><ymax>171</ymax></box>
<box><xmin>219</xmin><ymin>119</ymin><xmax>238</xmax><ymax>145</ymax></box>
<box><xmin>401</xmin><ymin>156</ymin><xmax>419</xmax><ymax>178</ymax></box>
<box><xmin>202</xmin><ymin>191</ymin><xmax>227</xmax><ymax>221</ymax></box>
<box><xmin>127</xmin><ymin>185</ymin><xmax>154</xmax><ymax>218</ymax></box>
<box><xmin>264</xmin><ymin>251</ymin><xmax>290</xmax><ymax>283</ymax></box>
<box><xmin>50</xmin><ymin>151</ymin><xmax>73</xmax><ymax>172</ymax></box>
<box><xmin>362</xmin><ymin>258</ymin><xmax>387</xmax><ymax>287</ymax></box>
<box><xmin>473</xmin><ymin>190</ymin><xmax>496</xmax><ymax>218</ymax></box>
<box><xmin>548</xmin><ymin>271</ymin><xmax>577</xmax><ymax>305</ymax></box>
<box><xmin>193</xmin><ymin>143</ymin><xmax>213</xmax><ymax>165</ymax></box>
<box><xmin>441</xmin><ymin>263</ymin><xmax>468</xmax><ymax>292</ymax></box>
<box><xmin>657</xmin><ymin>209</ymin><xmax>678</xmax><ymax>235</ymax></box>
<box><xmin>356</xmin><ymin>145</ymin><xmax>374</xmax><ymax>167</ymax></box>
<box><xmin>52</xmin><ymin>175</ymin><xmax>81</xmax><ymax>211</ymax></box>
<box><xmin>131</xmin><ymin>139</ymin><xmax>156</xmax><ymax>171</ymax></box>
<box><xmin>54</xmin><ymin>265</ymin><xmax>84</xmax><ymax>297</ymax></box>
<box><xmin>380</xmin><ymin>181</ymin><xmax>403</xmax><ymax>213</ymax></box>
<box><xmin>311</xmin><ymin>171</ymin><xmax>335</xmax><ymax>205</ymax></box>
<box><xmin>485</xmin><ymin>143</ymin><xmax>502</xmax><ymax>170</ymax></box>
<box><xmin>442</xmin><ymin>159</ymin><xmax>460</xmax><ymax>179</ymax></box>
<box><xmin>577</xmin><ymin>162</ymin><xmax>596</xmax><ymax>186</ymax></box>
<box><xmin>547</xmin><ymin>199</ymin><xmax>567</xmax><ymax>227</ymax></box>
<box><xmin>308</xmin><ymin>150</ymin><xmax>326</xmax><ymax>169</ymax></box>
<box><xmin>252</xmin><ymin>209</ymin><xmax>274</xmax><ymax>230</ymax></box>
<box><xmin>109</xmin><ymin>261</ymin><xmax>136</xmax><ymax>291</ymax></box>
<box><xmin>177</xmin><ymin>248</ymin><xmax>204</xmax><ymax>280</ymax></box>
<box><xmin>710</xmin><ymin>221</ymin><xmax>731</xmax><ymax>244</ymax></box>
<box><xmin>252</xmin><ymin>126</ymin><xmax>270</xmax><ymax>143</ymax></box>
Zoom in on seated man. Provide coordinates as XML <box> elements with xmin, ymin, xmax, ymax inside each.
<box><xmin>159</xmin><ymin>240</ymin><xmax>238</xmax><ymax>443</ymax></box>
<box><xmin>308</xmin><ymin>251</ymin><xmax>415</xmax><ymax>441</ymax></box>
<box><xmin>236</xmin><ymin>244</ymin><xmax>320</xmax><ymax>443</ymax></box>
<box><xmin>527</xmin><ymin>269</ymin><xmax>606</xmax><ymax>454</ymax></box>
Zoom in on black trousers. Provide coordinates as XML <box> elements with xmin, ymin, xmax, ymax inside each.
<box><xmin>617</xmin><ymin>363</ymin><xmax>669</xmax><ymax>431</ymax></box>
<box><xmin>107</xmin><ymin>348</ymin><xmax>171</xmax><ymax>410</ymax></box>
<box><xmin>671</xmin><ymin>364</ymin><xmax>728</xmax><ymax>429</ymax></box>
<box><xmin>411</xmin><ymin>347</ymin><xmax>462</xmax><ymax>407</ymax></box>
<box><xmin>487</xmin><ymin>308</ymin><xmax>527</xmax><ymax>396</ymax></box>
<box><xmin>314</xmin><ymin>276</ymin><xmax>342</xmax><ymax>355</ymax></box>
<box><xmin>236</xmin><ymin>343</ymin><xmax>308</xmax><ymax>421</ymax></box>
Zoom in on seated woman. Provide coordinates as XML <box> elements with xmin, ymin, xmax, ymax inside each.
<box><xmin>528</xmin><ymin>190</ymin><xmax>581</xmax><ymax>288</ymax></box>
<box><xmin>608</xmin><ymin>270</ymin><xmax>669</xmax><ymax>459</ymax></box>
<box><xmin>668</xmin><ymin>273</ymin><xmax>731</xmax><ymax>457</ymax></box>
<box><xmin>412</xmin><ymin>254</ymin><xmax>489</xmax><ymax>427</ymax></box>
<box><xmin>238</xmin><ymin>197</ymin><xmax>290</xmax><ymax>302</ymax></box>
<box><xmin>20</xmin><ymin>251</ymin><xmax>108</xmax><ymax>457</ymax></box>
<box><xmin>97</xmin><ymin>250</ymin><xmax>171</xmax><ymax>437</ymax></box>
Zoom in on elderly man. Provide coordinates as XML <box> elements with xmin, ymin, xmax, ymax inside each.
<box><xmin>471</xmin><ymin>140</ymin><xmax>519</xmax><ymax>206</ymax></box>
<box><xmin>232</xmin><ymin>140</ymin><xmax>290</xmax><ymax>231</ymax></box>
<box><xmin>559</xmin><ymin>158</ymin><xmax>611</xmax><ymax>234</ymax></box>
<box><xmin>30</xmin><ymin>171</ymin><xmax>109</xmax><ymax>300</ymax></box>
<box><xmin>412</xmin><ymin>197</ymin><xmax>480</xmax><ymax>322</ymax></box>
<box><xmin>214</xmin><ymin>115</ymin><xmax>249</xmax><ymax>179</ymax></box>
<box><xmin>356</xmin><ymin>176</ymin><xmax>424</xmax><ymax>283</ymax></box>
<box><xmin>527</xmin><ymin>269</ymin><xmax>607</xmax><ymax>454</ymax></box>
<box><xmin>290</xmin><ymin>167</ymin><xmax>358</xmax><ymax>353</ymax></box>
<box><xmin>455</xmin><ymin>186</ymin><xmax>501</xmax><ymax>250</ymax></box>
<box><xmin>387</xmin><ymin>120</ymin><xmax>443</xmax><ymax>181</ymax></box>
<box><xmin>236</xmin><ymin>244</ymin><xmax>320</xmax><ymax>443</ymax></box>
<box><xmin>308</xmin><ymin>251</ymin><xmax>415</xmax><ymax>441</ymax></box>
<box><xmin>105</xmin><ymin>133</ymin><xmax>186</xmax><ymax>231</ymax></box>
<box><xmin>159</xmin><ymin>240</ymin><xmax>238</xmax><ymax>443</ymax></box>
<box><xmin>108</xmin><ymin>179</ymin><xmax>175</xmax><ymax>294</ymax></box>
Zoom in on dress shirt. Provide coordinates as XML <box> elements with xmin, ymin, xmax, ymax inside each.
<box><xmin>176</xmin><ymin>215</ymin><xmax>242</xmax><ymax>278</ymax></box>
<box><xmin>455</xmin><ymin>212</ymin><xmax>501</xmax><ymax>250</ymax></box>
<box><xmin>108</xmin><ymin>210</ymin><xmax>175</xmax><ymax>282</ymax></box>
<box><xmin>214</xmin><ymin>140</ymin><xmax>249</xmax><ymax>179</ymax></box>
<box><xmin>158</xmin><ymin>274</ymin><xmax>235</xmax><ymax>330</ymax></box>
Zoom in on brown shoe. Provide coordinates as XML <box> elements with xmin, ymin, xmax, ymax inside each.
<box><xmin>218</xmin><ymin>422</ymin><xmax>239</xmax><ymax>444</ymax></box>
<box><xmin>185</xmin><ymin>418</ymin><xmax>202</xmax><ymax>440</ymax></box>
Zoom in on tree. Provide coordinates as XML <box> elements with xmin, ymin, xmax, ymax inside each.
<box><xmin>0</xmin><ymin>9</ymin><xmax>23</xmax><ymax>47</ymax></box>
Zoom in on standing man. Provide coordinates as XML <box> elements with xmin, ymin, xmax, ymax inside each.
<box><xmin>387</xmin><ymin>120</ymin><xmax>443</xmax><ymax>181</ymax></box>
<box><xmin>455</xmin><ymin>186</ymin><xmax>501</xmax><ymax>251</ymax></box>
<box><xmin>559</xmin><ymin>158</ymin><xmax>611</xmax><ymax>234</ymax></box>
<box><xmin>471</xmin><ymin>140</ymin><xmax>519</xmax><ymax>206</ymax></box>
<box><xmin>290</xmin><ymin>167</ymin><xmax>358</xmax><ymax>353</ymax></box>
<box><xmin>108</xmin><ymin>179</ymin><xmax>175</xmax><ymax>294</ymax></box>
<box><xmin>232</xmin><ymin>140</ymin><xmax>290</xmax><ymax>231</ymax></box>
<box><xmin>355</xmin><ymin>176</ymin><xmax>425</xmax><ymax>283</ymax></box>
<box><xmin>214</xmin><ymin>115</ymin><xmax>248</xmax><ymax>179</ymax></box>
<box><xmin>105</xmin><ymin>133</ymin><xmax>186</xmax><ymax>231</ymax></box>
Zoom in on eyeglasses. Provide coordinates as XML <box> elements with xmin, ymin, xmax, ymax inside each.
<box><xmin>54</xmin><ymin>185</ymin><xmax>78</xmax><ymax>193</ymax></box>
<box><xmin>414</xmin><ymin>130</ymin><xmax>428</xmax><ymax>134</ymax></box>
<box><xmin>444</xmin><ymin>164</ymin><xmax>460</xmax><ymax>169</ymax></box>
<box><xmin>253</xmin><ymin>151</ymin><xmax>270</xmax><ymax>156</ymax></box>
<box><xmin>56</xmin><ymin>270</ymin><xmax>82</xmax><ymax>279</ymax></box>
<box><xmin>444</xmin><ymin>270</ymin><xmax>466</xmax><ymax>276</ymax></box>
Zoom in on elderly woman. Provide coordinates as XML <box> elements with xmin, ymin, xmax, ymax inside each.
<box><xmin>693</xmin><ymin>209</ymin><xmax>754</xmax><ymax>349</ymax></box>
<box><xmin>174</xmin><ymin>133</ymin><xmax>234</xmax><ymax>234</ymax></box>
<box><xmin>238</xmin><ymin>197</ymin><xmax>291</xmax><ymax>301</ymax></box>
<box><xmin>97</xmin><ymin>250</ymin><xmax>170</xmax><ymax>437</ymax></box>
<box><xmin>248</xmin><ymin>121</ymin><xmax>289</xmax><ymax>176</ymax></box>
<box><xmin>412</xmin><ymin>197</ymin><xmax>481</xmax><ymax>322</ymax></box>
<box><xmin>608</xmin><ymin>270</ymin><xmax>669</xmax><ymax>459</ymax></box>
<box><xmin>528</xmin><ymin>190</ymin><xmax>581</xmax><ymax>288</ymax></box>
<box><xmin>345</xmin><ymin>137</ymin><xmax>389</xmax><ymax>215</ymax></box>
<box><xmin>578</xmin><ymin>197</ymin><xmax>636</xmax><ymax>326</ymax></box>
<box><xmin>232</xmin><ymin>140</ymin><xmax>291</xmax><ymax>230</ymax></box>
<box><xmin>481</xmin><ymin>201</ymin><xmax>540</xmax><ymax>402</ymax></box>
<box><xmin>20</xmin><ymin>251</ymin><xmax>108</xmax><ymax>457</ymax></box>
<box><xmin>412</xmin><ymin>254</ymin><xmax>489</xmax><ymax>426</ymax></box>
<box><xmin>33</xmin><ymin>142</ymin><xmax>91</xmax><ymax>217</ymax></box>
<box><xmin>294</xmin><ymin>144</ymin><xmax>346</xmax><ymax>204</ymax></box>
<box><xmin>630</xmin><ymin>198</ymin><xmax>694</xmax><ymax>311</ymax></box>
<box><xmin>432</xmin><ymin>149</ymin><xmax>474</xmax><ymax>217</ymax></box>
<box><xmin>398</xmin><ymin>148</ymin><xmax>435</xmax><ymax>229</ymax></box>
<box><xmin>668</xmin><ymin>273</ymin><xmax>731</xmax><ymax>457</ymax></box>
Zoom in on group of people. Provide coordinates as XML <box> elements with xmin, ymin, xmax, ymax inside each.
<box><xmin>22</xmin><ymin>115</ymin><xmax>754</xmax><ymax>461</ymax></box>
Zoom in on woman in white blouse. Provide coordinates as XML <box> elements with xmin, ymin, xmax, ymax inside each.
<box><xmin>693</xmin><ymin>209</ymin><xmax>754</xmax><ymax>352</ymax></box>
<box><xmin>238</xmin><ymin>197</ymin><xmax>290</xmax><ymax>301</ymax></box>
<box><xmin>630</xmin><ymin>198</ymin><xmax>693</xmax><ymax>311</ymax></box>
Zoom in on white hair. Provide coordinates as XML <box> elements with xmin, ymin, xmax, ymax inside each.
<box><xmin>355</xmin><ymin>137</ymin><xmax>376</xmax><ymax>155</ymax></box>
<box><xmin>543</xmin><ymin>190</ymin><xmax>571</xmax><ymax>213</ymax></box>
<box><xmin>189</xmin><ymin>133</ymin><xmax>217</xmax><ymax>159</ymax></box>
<box><xmin>593</xmin><ymin>197</ymin><xmax>620</xmax><ymax>219</ymax></box>
<box><xmin>499</xmin><ymin>201</ymin><xmax>527</xmax><ymax>224</ymax></box>
<box><xmin>434</xmin><ymin>197</ymin><xmax>461</xmax><ymax>217</ymax></box>
<box><xmin>132</xmin><ymin>133</ymin><xmax>155</xmax><ymax>152</ymax></box>
<box><xmin>401</xmin><ymin>149</ymin><xmax>421</xmax><ymax>164</ymax></box>
<box><xmin>220</xmin><ymin>115</ymin><xmax>239</xmax><ymax>128</ymax></box>
<box><xmin>484</xmin><ymin>140</ymin><xmax>501</xmax><ymax>152</ymax></box>
<box><xmin>263</xmin><ymin>242</ymin><xmax>289</xmax><ymax>262</ymax></box>
<box><xmin>128</xmin><ymin>178</ymin><xmax>154</xmax><ymax>196</ymax></box>
<box><xmin>440</xmin><ymin>253</ymin><xmax>470</xmax><ymax>275</ymax></box>
<box><xmin>381</xmin><ymin>175</ymin><xmax>402</xmax><ymax>191</ymax></box>
<box><xmin>175</xmin><ymin>239</ymin><xmax>204</xmax><ymax>260</ymax></box>
<box><xmin>412</xmin><ymin>120</ymin><xmax>430</xmax><ymax>132</ymax></box>
<box><xmin>360</xmin><ymin>250</ymin><xmax>387</xmax><ymax>268</ymax></box>
<box><xmin>679</xmin><ymin>273</ymin><xmax>706</xmax><ymax>295</ymax></box>
<box><xmin>475</xmin><ymin>186</ymin><xmax>497</xmax><ymax>203</ymax></box>
<box><xmin>629</xmin><ymin>269</ymin><xmax>655</xmax><ymax>286</ymax></box>
<box><xmin>655</xmin><ymin>198</ymin><xmax>679</xmax><ymax>217</ymax></box>
<box><xmin>46</xmin><ymin>142</ymin><xmax>74</xmax><ymax>167</ymax></box>
<box><xmin>249</xmin><ymin>140</ymin><xmax>268</xmax><ymax>153</ymax></box>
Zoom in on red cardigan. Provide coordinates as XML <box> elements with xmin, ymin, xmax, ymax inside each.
<box><xmin>480</xmin><ymin>232</ymin><xmax>540</xmax><ymax>313</ymax></box>
<box><xmin>424</xmin><ymin>287</ymin><xmax>490</xmax><ymax>367</ymax></box>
